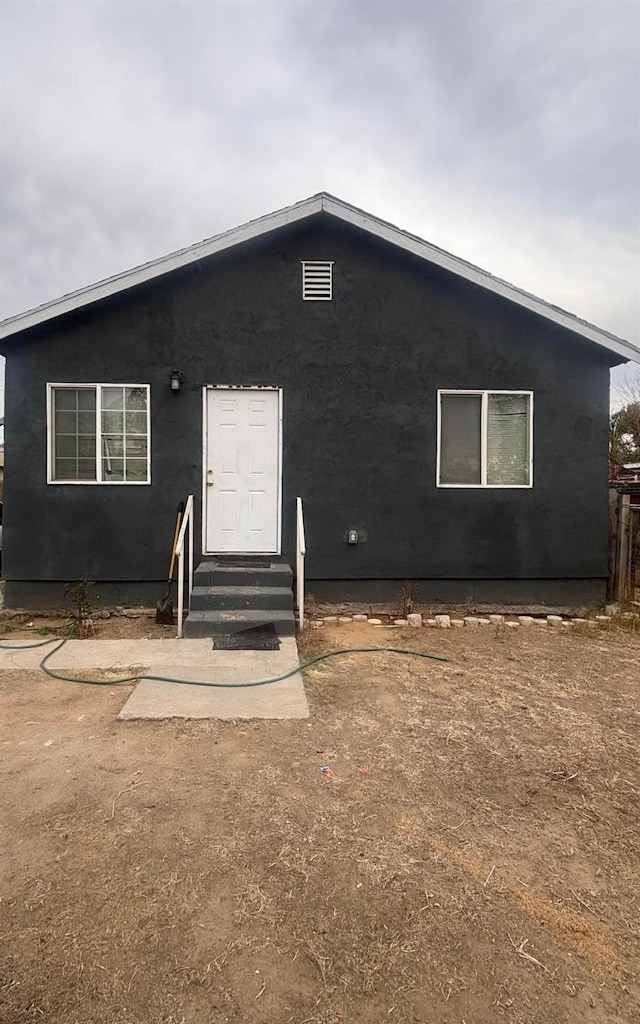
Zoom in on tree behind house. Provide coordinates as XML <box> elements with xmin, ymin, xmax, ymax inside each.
<box><xmin>610</xmin><ymin>374</ymin><xmax>640</xmax><ymax>478</ymax></box>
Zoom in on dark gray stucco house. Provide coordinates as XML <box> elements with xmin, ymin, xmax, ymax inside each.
<box><xmin>0</xmin><ymin>192</ymin><xmax>638</xmax><ymax>621</ymax></box>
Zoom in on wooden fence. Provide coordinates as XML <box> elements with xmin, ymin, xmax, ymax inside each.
<box><xmin>608</xmin><ymin>488</ymin><xmax>640</xmax><ymax>604</ymax></box>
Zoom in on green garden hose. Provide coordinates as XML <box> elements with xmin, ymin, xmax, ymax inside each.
<box><xmin>0</xmin><ymin>622</ymin><xmax>447</xmax><ymax>689</ymax></box>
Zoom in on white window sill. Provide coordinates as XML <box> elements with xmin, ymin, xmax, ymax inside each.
<box><xmin>437</xmin><ymin>483</ymin><xmax>533</xmax><ymax>489</ymax></box>
<box><xmin>47</xmin><ymin>479</ymin><xmax>151</xmax><ymax>486</ymax></box>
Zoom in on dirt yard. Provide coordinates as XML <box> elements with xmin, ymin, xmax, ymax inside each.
<box><xmin>1</xmin><ymin>619</ymin><xmax>639</xmax><ymax>1024</ymax></box>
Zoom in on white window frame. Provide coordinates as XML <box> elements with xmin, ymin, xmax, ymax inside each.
<box><xmin>46</xmin><ymin>383</ymin><xmax>151</xmax><ymax>485</ymax></box>
<box><xmin>436</xmin><ymin>389</ymin><xmax>534</xmax><ymax>489</ymax></box>
<box><xmin>301</xmin><ymin>261</ymin><xmax>334</xmax><ymax>301</ymax></box>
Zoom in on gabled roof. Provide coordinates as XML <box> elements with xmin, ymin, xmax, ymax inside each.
<box><xmin>1</xmin><ymin>192</ymin><xmax>638</xmax><ymax>362</ymax></box>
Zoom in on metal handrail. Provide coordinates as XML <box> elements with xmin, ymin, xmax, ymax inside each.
<box><xmin>296</xmin><ymin>496</ymin><xmax>306</xmax><ymax>631</ymax></box>
<box><xmin>175</xmin><ymin>494</ymin><xmax>194</xmax><ymax>638</ymax></box>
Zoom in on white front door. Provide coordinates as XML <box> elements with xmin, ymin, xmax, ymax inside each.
<box><xmin>204</xmin><ymin>387</ymin><xmax>282</xmax><ymax>554</ymax></box>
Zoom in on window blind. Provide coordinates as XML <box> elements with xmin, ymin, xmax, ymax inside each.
<box><xmin>487</xmin><ymin>394</ymin><xmax>530</xmax><ymax>485</ymax></box>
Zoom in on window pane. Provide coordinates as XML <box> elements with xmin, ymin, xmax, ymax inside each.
<box><xmin>102</xmin><ymin>387</ymin><xmax>124</xmax><ymax>410</ymax></box>
<box><xmin>78</xmin><ymin>410</ymin><xmax>97</xmax><ymax>434</ymax></box>
<box><xmin>54</xmin><ymin>389</ymin><xmax>78</xmax><ymax>411</ymax></box>
<box><xmin>56</xmin><ymin>435</ymin><xmax>77</xmax><ymax>459</ymax></box>
<box><xmin>126</xmin><ymin>410</ymin><xmax>147</xmax><ymax>435</ymax></box>
<box><xmin>52</xmin><ymin>388</ymin><xmax>97</xmax><ymax>481</ymax></box>
<box><xmin>103</xmin><ymin>457</ymin><xmax>124</xmax><ymax>481</ymax></box>
<box><xmin>125</xmin><ymin>436</ymin><xmax>147</xmax><ymax>459</ymax></box>
<box><xmin>487</xmin><ymin>394</ymin><xmax>530</xmax><ymax>485</ymax></box>
<box><xmin>125</xmin><ymin>459</ymin><xmax>147</xmax><ymax>481</ymax></box>
<box><xmin>103</xmin><ymin>435</ymin><xmax>124</xmax><ymax>460</ymax></box>
<box><xmin>78</xmin><ymin>390</ymin><xmax>96</xmax><ymax>411</ymax></box>
<box><xmin>78</xmin><ymin>436</ymin><xmax>97</xmax><ymax>458</ymax></box>
<box><xmin>102</xmin><ymin>409</ymin><xmax>124</xmax><ymax>434</ymax></box>
<box><xmin>54</xmin><ymin>458</ymin><xmax>77</xmax><ymax>479</ymax></box>
<box><xmin>125</xmin><ymin>387</ymin><xmax>147</xmax><ymax>411</ymax></box>
<box><xmin>55</xmin><ymin>409</ymin><xmax>78</xmax><ymax>434</ymax></box>
<box><xmin>77</xmin><ymin>458</ymin><xmax>97</xmax><ymax>480</ymax></box>
<box><xmin>440</xmin><ymin>395</ymin><xmax>482</xmax><ymax>484</ymax></box>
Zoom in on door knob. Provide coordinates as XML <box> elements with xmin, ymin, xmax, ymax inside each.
<box><xmin>207</xmin><ymin>469</ymin><xmax>214</xmax><ymax>487</ymax></box>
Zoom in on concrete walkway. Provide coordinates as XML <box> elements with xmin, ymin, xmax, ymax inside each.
<box><xmin>0</xmin><ymin>637</ymin><xmax>309</xmax><ymax>721</ymax></box>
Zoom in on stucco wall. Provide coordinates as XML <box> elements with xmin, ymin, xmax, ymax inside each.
<box><xmin>1</xmin><ymin>214</ymin><xmax>615</xmax><ymax>602</ymax></box>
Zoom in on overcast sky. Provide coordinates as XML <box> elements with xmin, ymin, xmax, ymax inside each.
<box><xmin>1</xmin><ymin>0</ymin><xmax>639</xmax><ymax>414</ymax></box>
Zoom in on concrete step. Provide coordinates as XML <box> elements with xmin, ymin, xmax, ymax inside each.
<box><xmin>194</xmin><ymin>561</ymin><xmax>293</xmax><ymax>589</ymax></box>
<box><xmin>184</xmin><ymin>609</ymin><xmax>296</xmax><ymax>638</ymax></box>
<box><xmin>190</xmin><ymin>585</ymin><xmax>293</xmax><ymax>612</ymax></box>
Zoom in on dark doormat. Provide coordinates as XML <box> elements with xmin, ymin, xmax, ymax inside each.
<box><xmin>213</xmin><ymin>622</ymin><xmax>281</xmax><ymax>651</ymax></box>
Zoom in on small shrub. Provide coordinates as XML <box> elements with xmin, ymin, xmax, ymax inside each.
<box><xmin>396</xmin><ymin>580</ymin><xmax>417</xmax><ymax>619</ymax></box>
<box><xmin>65</xmin><ymin>578</ymin><xmax>95</xmax><ymax>636</ymax></box>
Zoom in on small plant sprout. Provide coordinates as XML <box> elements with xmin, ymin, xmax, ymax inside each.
<box><xmin>65</xmin><ymin>578</ymin><xmax>96</xmax><ymax>637</ymax></box>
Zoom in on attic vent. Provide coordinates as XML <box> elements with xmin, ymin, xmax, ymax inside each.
<box><xmin>301</xmin><ymin>261</ymin><xmax>333</xmax><ymax>301</ymax></box>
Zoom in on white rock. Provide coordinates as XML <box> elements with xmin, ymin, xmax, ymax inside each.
<box><xmin>312</xmin><ymin>621</ymin><xmax>324</xmax><ymax>628</ymax></box>
<box><xmin>451</xmin><ymin>619</ymin><xmax>464</xmax><ymax>627</ymax></box>
<box><xmin>338</xmin><ymin>616</ymin><xmax>352</xmax><ymax>624</ymax></box>
<box><xmin>489</xmin><ymin>614</ymin><xmax>504</xmax><ymax>624</ymax></box>
<box><xmin>433</xmin><ymin>614</ymin><xmax>450</xmax><ymax>628</ymax></box>
<box><xmin>426</xmin><ymin>618</ymin><xmax>437</xmax><ymax>627</ymax></box>
<box><xmin>518</xmin><ymin>616</ymin><xmax>534</xmax><ymax>626</ymax></box>
<box><xmin>368</xmin><ymin>618</ymin><xmax>382</xmax><ymax>625</ymax></box>
<box><xmin>506</xmin><ymin>621</ymin><xmax>519</xmax><ymax>628</ymax></box>
<box><xmin>477</xmin><ymin>618</ymin><xmax>491</xmax><ymax>625</ymax></box>
<box><xmin>595</xmin><ymin>615</ymin><xmax>611</xmax><ymax>622</ymax></box>
<box><xmin>322</xmin><ymin>616</ymin><xmax>338</xmax><ymax>624</ymax></box>
<box><xmin>547</xmin><ymin>615</ymin><xmax>563</xmax><ymax>626</ymax></box>
<box><xmin>605</xmin><ymin>604</ymin><xmax>619</xmax><ymax>616</ymax></box>
<box><xmin>463</xmin><ymin>617</ymin><xmax>480</xmax><ymax>626</ymax></box>
<box><xmin>352</xmin><ymin>614</ymin><xmax>368</xmax><ymax>621</ymax></box>
<box><xmin>533</xmin><ymin>618</ymin><xmax>547</xmax><ymax>626</ymax></box>
<box><xmin>408</xmin><ymin>613</ymin><xmax>424</xmax><ymax>628</ymax></box>
<box><xmin>571</xmin><ymin>618</ymin><xmax>587</xmax><ymax>625</ymax></box>
<box><xmin>394</xmin><ymin>618</ymin><xmax>409</xmax><ymax>626</ymax></box>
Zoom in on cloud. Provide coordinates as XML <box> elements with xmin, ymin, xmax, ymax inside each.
<box><xmin>0</xmin><ymin>0</ymin><xmax>638</xmax><ymax>398</ymax></box>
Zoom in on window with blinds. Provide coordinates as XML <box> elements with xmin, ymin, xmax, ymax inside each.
<box><xmin>438</xmin><ymin>391</ymin><xmax>532</xmax><ymax>487</ymax></box>
<box><xmin>301</xmin><ymin>261</ymin><xmax>333</xmax><ymax>300</ymax></box>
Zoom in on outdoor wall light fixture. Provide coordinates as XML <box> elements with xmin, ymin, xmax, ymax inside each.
<box><xmin>347</xmin><ymin>529</ymin><xmax>359</xmax><ymax>545</ymax></box>
<box><xmin>170</xmin><ymin>370</ymin><xmax>184</xmax><ymax>393</ymax></box>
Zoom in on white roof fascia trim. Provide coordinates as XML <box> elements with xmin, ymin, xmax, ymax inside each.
<box><xmin>320</xmin><ymin>195</ymin><xmax>638</xmax><ymax>362</ymax></box>
<box><xmin>0</xmin><ymin>190</ymin><xmax>637</xmax><ymax>362</ymax></box>
<box><xmin>0</xmin><ymin>194</ymin><xmax>324</xmax><ymax>341</ymax></box>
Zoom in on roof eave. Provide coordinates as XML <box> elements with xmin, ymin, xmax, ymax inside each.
<box><xmin>0</xmin><ymin>193</ymin><xmax>325</xmax><ymax>342</ymax></box>
<box><xmin>0</xmin><ymin>190</ymin><xmax>637</xmax><ymax>363</ymax></box>
<box><xmin>321</xmin><ymin>195</ymin><xmax>638</xmax><ymax>363</ymax></box>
